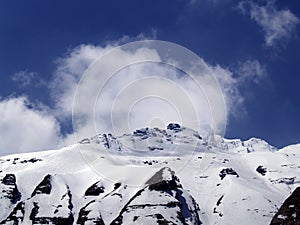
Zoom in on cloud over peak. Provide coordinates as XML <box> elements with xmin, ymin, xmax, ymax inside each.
<box><xmin>0</xmin><ymin>39</ymin><xmax>268</xmax><ymax>155</ymax></box>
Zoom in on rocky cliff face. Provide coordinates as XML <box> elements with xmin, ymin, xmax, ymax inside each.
<box><xmin>111</xmin><ymin>167</ymin><xmax>201</xmax><ymax>225</ymax></box>
<box><xmin>270</xmin><ymin>187</ymin><xmax>300</xmax><ymax>225</ymax></box>
<box><xmin>1</xmin><ymin>174</ymin><xmax>74</xmax><ymax>225</ymax></box>
<box><xmin>1</xmin><ymin>167</ymin><xmax>200</xmax><ymax>225</ymax></box>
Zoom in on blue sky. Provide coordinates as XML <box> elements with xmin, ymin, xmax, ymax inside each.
<box><xmin>0</xmin><ymin>0</ymin><xmax>299</xmax><ymax>155</ymax></box>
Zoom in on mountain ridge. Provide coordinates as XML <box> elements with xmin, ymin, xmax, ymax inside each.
<box><xmin>0</xmin><ymin>124</ymin><xmax>299</xmax><ymax>224</ymax></box>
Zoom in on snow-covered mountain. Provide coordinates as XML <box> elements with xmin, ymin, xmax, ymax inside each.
<box><xmin>0</xmin><ymin>124</ymin><xmax>299</xmax><ymax>224</ymax></box>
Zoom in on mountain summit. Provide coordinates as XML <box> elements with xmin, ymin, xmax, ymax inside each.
<box><xmin>0</xmin><ymin>124</ymin><xmax>299</xmax><ymax>224</ymax></box>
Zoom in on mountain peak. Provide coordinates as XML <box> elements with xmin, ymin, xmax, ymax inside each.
<box><xmin>79</xmin><ymin>124</ymin><xmax>276</xmax><ymax>155</ymax></box>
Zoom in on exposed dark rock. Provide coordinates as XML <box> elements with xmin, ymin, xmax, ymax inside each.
<box><xmin>54</xmin><ymin>205</ymin><xmax>62</xmax><ymax>214</ymax></box>
<box><xmin>67</xmin><ymin>186</ymin><xmax>74</xmax><ymax>211</ymax></box>
<box><xmin>29</xmin><ymin>184</ymin><xmax>74</xmax><ymax>225</ymax></box>
<box><xmin>212</xmin><ymin>195</ymin><xmax>225</xmax><ymax>218</ymax></box>
<box><xmin>102</xmin><ymin>134</ymin><xmax>110</xmax><ymax>148</ymax></box>
<box><xmin>2</xmin><ymin>174</ymin><xmax>21</xmax><ymax>204</ymax></box>
<box><xmin>216</xmin><ymin>195</ymin><xmax>224</xmax><ymax>206</ymax></box>
<box><xmin>219</xmin><ymin>168</ymin><xmax>239</xmax><ymax>180</ymax></box>
<box><xmin>213</xmin><ymin>207</ymin><xmax>223</xmax><ymax>217</ymax></box>
<box><xmin>193</xmin><ymin>133</ymin><xmax>202</xmax><ymax>140</ymax></box>
<box><xmin>0</xmin><ymin>201</ymin><xmax>25</xmax><ymax>224</ymax></box>
<box><xmin>1</xmin><ymin>175</ymin><xmax>73</xmax><ymax>225</ymax></box>
<box><xmin>29</xmin><ymin>202</ymin><xmax>40</xmax><ymax>222</ymax></box>
<box><xmin>143</xmin><ymin>160</ymin><xmax>159</xmax><ymax>165</ymax></box>
<box><xmin>110</xmin><ymin>167</ymin><xmax>202</xmax><ymax>225</ymax></box>
<box><xmin>31</xmin><ymin>214</ymin><xmax>74</xmax><ymax>225</ymax></box>
<box><xmin>85</xmin><ymin>181</ymin><xmax>105</xmax><ymax>196</ymax></box>
<box><xmin>88</xmin><ymin>134</ymin><xmax>122</xmax><ymax>151</ymax></box>
<box><xmin>20</xmin><ymin>158</ymin><xmax>42</xmax><ymax>164</ymax></box>
<box><xmin>29</xmin><ymin>158</ymin><xmax>42</xmax><ymax>163</ymax></box>
<box><xmin>167</xmin><ymin>123</ymin><xmax>182</xmax><ymax>131</ymax></box>
<box><xmin>222</xmin><ymin>159</ymin><xmax>229</xmax><ymax>163</ymax></box>
<box><xmin>145</xmin><ymin>213</ymin><xmax>177</xmax><ymax>225</ymax></box>
<box><xmin>148</xmin><ymin>146</ymin><xmax>164</xmax><ymax>151</ymax></box>
<box><xmin>77</xmin><ymin>200</ymin><xmax>105</xmax><ymax>225</ymax></box>
<box><xmin>256</xmin><ymin>165</ymin><xmax>267</xmax><ymax>176</ymax></box>
<box><xmin>31</xmin><ymin>174</ymin><xmax>52</xmax><ymax>197</ymax></box>
<box><xmin>133</xmin><ymin>128</ymin><xmax>149</xmax><ymax>137</ymax></box>
<box><xmin>270</xmin><ymin>187</ymin><xmax>300</xmax><ymax>225</ymax></box>
<box><xmin>114</xmin><ymin>182</ymin><xmax>121</xmax><ymax>190</ymax></box>
<box><xmin>2</xmin><ymin>174</ymin><xmax>16</xmax><ymax>185</ymax></box>
<box><xmin>269</xmin><ymin>177</ymin><xmax>295</xmax><ymax>185</ymax></box>
<box><xmin>1</xmin><ymin>174</ymin><xmax>74</xmax><ymax>225</ymax></box>
<box><xmin>77</xmin><ymin>203</ymin><xmax>91</xmax><ymax>225</ymax></box>
<box><xmin>147</xmin><ymin>171</ymin><xmax>179</xmax><ymax>192</ymax></box>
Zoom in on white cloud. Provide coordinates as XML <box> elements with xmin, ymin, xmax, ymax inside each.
<box><xmin>49</xmin><ymin>42</ymin><xmax>246</xmax><ymax>143</ymax></box>
<box><xmin>209</xmin><ymin>65</ymin><xmax>244</xmax><ymax>117</ymax></box>
<box><xmin>1</xmin><ymin>39</ymin><xmax>267</xmax><ymax>155</ymax></box>
<box><xmin>50</xmin><ymin>44</ymin><xmax>115</xmax><ymax>120</ymax></box>
<box><xmin>236</xmin><ymin>59</ymin><xmax>266</xmax><ymax>84</ymax></box>
<box><xmin>0</xmin><ymin>96</ymin><xmax>62</xmax><ymax>156</ymax></box>
<box><xmin>11</xmin><ymin>70</ymin><xmax>42</xmax><ymax>87</ymax></box>
<box><xmin>238</xmin><ymin>0</ymin><xmax>299</xmax><ymax>47</ymax></box>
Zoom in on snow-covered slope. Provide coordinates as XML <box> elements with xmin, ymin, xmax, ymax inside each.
<box><xmin>0</xmin><ymin>124</ymin><xmax>299</xmax><ymax>224</ymax></box>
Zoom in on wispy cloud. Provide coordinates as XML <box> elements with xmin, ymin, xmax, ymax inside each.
<box><xmin>11</xmin><ymin>70</ymin><xmax>46</xmax><ymax>87</ymax></box>
<box><xmin>237</xmin><ymin>0</ymin><xmax>299</xmax><ymax>47</ymax></box>
<box><xmin>236</xmin><ymin>59</ymin><xmax>267</xmax><ymax>84</ymax></box>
